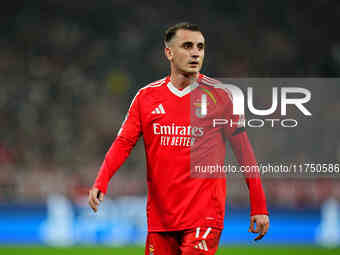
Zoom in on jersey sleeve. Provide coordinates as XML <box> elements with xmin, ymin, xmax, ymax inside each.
<box><xmin>222</xmin><ymin>90</ymin><xmax>268</xmax><ymax>216</ymax></box>
<box><xmin>229</xmin><ymin>131</ymin><xmax>269</xmax><ymax>216</ymax></box>
<box><xmin>93</xmin><ymin>91</ymin><xmax>143</xmax><ymax>194</ymax></box>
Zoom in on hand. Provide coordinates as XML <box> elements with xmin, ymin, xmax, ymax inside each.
<box><xmin>88</xmin><ymin>187</ymin><xmax>104</xmax><ymax>212</ymax></box>
<box><xmin>248</xmin><ymin>214</ymin><xmax>269</xmax><ymax>241</ymax></box>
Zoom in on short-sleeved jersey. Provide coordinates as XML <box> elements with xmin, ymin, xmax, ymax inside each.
<box><xmin>94</xmin><ymin>74</ymin><xmax>268</xmax><ymax>232</ymax></box>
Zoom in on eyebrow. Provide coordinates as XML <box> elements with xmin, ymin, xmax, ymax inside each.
<box><xmin>181</xmin><ymin>41</ymin><xmax>205</xmax><ymax>46</ymax></box>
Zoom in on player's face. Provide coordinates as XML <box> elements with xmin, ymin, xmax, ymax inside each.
<box><xmin>166</xmin><ymin>29</ymin><xmax>205</xmax><ymax>74</ymax></box>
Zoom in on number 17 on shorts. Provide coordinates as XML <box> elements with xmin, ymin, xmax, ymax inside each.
<box><xmin>145</xmin><ymin>227</ymin><xmax>222</xmax><ymax>255</ymax></box>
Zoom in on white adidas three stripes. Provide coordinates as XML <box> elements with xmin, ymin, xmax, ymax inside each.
<box><xmin>152</xmin><ymin>104</ymin><xmax>166</xmax><ymax>114</ymax></box>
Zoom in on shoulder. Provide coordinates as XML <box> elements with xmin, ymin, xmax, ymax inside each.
<box><xmin>199</xmin><ymin>74</ymin><xmax>233</xmax><ymax>103</ymax></box>
<box><xmin>129</xmin><ymin>77</ymin><xmax>168</xmax><ymax>105</ymax></box>
<box><xmin>199</xmin><ymin>74</ymin><xmax>221</xmax><ymax>86</ymax></box>
<box><xmin>136</xmin><ymin>77</ymin><xmax>168</xmax><ymax>96</ymax></box>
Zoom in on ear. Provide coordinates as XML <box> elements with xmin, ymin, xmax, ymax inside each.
<box><xmin>164</xmin><ymin>47</ymin><xmax>173</xmax><ymax>61</ymax></box>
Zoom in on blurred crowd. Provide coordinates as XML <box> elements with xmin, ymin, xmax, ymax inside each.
<box><xmin>1</xmin><ymin>1</ymin><xmax>340</xmax><ymax>208</ymax></box>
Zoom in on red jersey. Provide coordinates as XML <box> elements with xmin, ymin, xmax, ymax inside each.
<box><xmin>93</xmin><ymin>74</ymin><xmax>268</xmax><ymax>232</ymax></box>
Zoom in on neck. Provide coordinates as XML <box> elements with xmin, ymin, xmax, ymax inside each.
<box><xmin>170</xmin><ymin>69</ymin><xmax>199</xmax><ymax>90</ymax></box>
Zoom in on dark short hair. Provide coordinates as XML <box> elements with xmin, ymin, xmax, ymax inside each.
<box><xmin>164</xmin><ymin>22</ymin><xmax>201</xmax><ymax>44</ymax></box>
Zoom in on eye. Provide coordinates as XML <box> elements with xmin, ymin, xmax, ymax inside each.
<box><xmin>197</xmin><ymin>43</ymin><xmax>204</xmax><ymax>50</ymax></box>
<box><xmin>183</xmin><ymin>42</ymin><xmax>193</xmax><ymax>49</ymax></box>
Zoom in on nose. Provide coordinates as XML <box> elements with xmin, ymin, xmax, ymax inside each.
<box><xmin>192</xmin><ymin>54</ymin><xmax>199</xmax><ymax>59</ymax></box>
<box><xmin>191</xmin><ymin>47</ymin><xmax>200</xmax><ymax>59</ymax></box>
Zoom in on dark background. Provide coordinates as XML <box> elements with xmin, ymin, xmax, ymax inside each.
<box><xmin>1</xmin><ymin>1</ymin><xmax>340</xmax><ymax>211</ymax></box>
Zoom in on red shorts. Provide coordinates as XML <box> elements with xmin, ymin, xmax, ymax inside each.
<box><xmin>145</xmin><ymin>227</ymin><xmax>222</xmax><ymax>255</ymax></box>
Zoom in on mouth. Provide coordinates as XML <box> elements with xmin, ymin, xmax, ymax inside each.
<box><xmin>189</xmin><ymin>61</ymin><xmax>199</xmax><ymax>66</ymax></box>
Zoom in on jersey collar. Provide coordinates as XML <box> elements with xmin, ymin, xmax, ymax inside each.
<box><xmin>166</xmin><ymin>75</ymin><xmax>201</xmax><ymax>98</ymax></box>
<box><xmin>167</xmin><ymin>81</ymin><xmax>199</xmax><ymax>97</ymax></box>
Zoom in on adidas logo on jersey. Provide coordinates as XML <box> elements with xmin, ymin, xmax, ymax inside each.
<box><xmin>152</xmin><ymin>104</ymin><xmax>166</xmax><ymax>114</ymax></box>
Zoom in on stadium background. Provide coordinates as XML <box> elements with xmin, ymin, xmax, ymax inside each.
<box><xmin>1</xmin><ymin>1</ymin><xmax>340</xmax><ymax>254</ymax></box>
